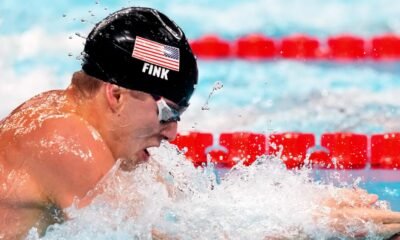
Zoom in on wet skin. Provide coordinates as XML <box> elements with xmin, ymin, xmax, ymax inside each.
<box><xmin>0</xmin><ymin>81</ymin><xmax>178</xmax><ymax>239</ymax></box>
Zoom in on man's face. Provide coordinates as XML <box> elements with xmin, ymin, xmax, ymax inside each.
<box><xmin>112</xmin><ymin>90</ymin><xmax>179</xmax><ymax>167</ymax></box>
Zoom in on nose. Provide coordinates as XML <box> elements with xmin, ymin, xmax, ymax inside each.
<box><xmin>160</xmin><ymin>121</ymin><xmax>178</xmax><ymax>141</ymax></box>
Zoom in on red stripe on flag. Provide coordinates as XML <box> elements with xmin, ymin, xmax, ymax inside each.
<box><xmin>133</xmin><ymin>52</ymin><xmax>179</xmax><ymax>70</ymax></box>
<box><xmin>134</xmin><ymin>45</ymin><xmax>179</xmax><ymax>64</ymax></box>
<box><xmin>132</xmin><ymin>36</ymin><xmax>180</xmax><ymax>71</ymax></box>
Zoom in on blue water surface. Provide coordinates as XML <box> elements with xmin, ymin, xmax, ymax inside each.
<box><xmin>366</xmin><ymin>182</ymin><xmax>400</xmax><ymax>211</ymax></box>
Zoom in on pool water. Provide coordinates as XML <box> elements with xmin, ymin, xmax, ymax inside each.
<box><xmin>182</xmin><ymin>61</ymin><xmax>400</xmax><ymax>134</ymax></box>
<box><xmin>312</xmin><ymin>169</ymin><xmax>400</xmax><ymax>211</ymax></box>
<box><xmin>366</xmin><ymin>182</ymin><xmax>400</xmax><ymax>210</ymax></box>
<box><xmin>1</xmin><ymin>0</ymin><xmax>400</xmax><ymax>238</ymax></box>
<box><xmin>28</xmin><ymin>145</ymin><xmax>398</xmax><ymax>239</ymax></box>
<box><xmin>181</xmin><ymin>60</ymin><xmax>400</xmax><ymax>213</ymax></box>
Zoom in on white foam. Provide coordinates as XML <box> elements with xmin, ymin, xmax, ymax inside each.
<box><xmin>0</xmin><ymin>27</ymin><xmax>83</xmax><ymax>60</ymax></box>
<box><xmin>26</xmin><ymin>142</ymin><xmax>388</xmax><ymax>239</ymax></box>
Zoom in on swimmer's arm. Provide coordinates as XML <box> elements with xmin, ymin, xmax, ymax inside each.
<box><xmin>152</xmin><ymin>229</ymin><xmax>180</xmax><ymax>240</ymax></box>
<box><xmin>315</xmin><ymin>188</ymin><xmax>400</xmax><ymax>238</ymax></box>
<box><xmin>25</xmin><ymin>116</ymin><xmax>115</xmax><ymax>209</ymax></box>
<box><xmin>327</xmin><ymin>208</ymin><xmax>400</xmax><ymax>238</ymax></box>
<box><xmin>262</xmin><ymin>208</ymin><xmax>400</xmax><ymax>240</ymax></box>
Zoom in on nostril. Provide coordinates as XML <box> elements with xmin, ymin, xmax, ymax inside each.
<box><xmin>160</xmin><ymin>121</ymin><xmax>178</xmax><ymax>142</ymax></box>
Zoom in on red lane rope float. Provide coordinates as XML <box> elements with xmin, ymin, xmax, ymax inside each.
<box><xmin>327</xmin><ymin>35</ymin><xmax>366</xmax><ymax>60</ymax></box>
<box><xmin>268</xmin><ymin>132</ymin><xmax>315</xmax><ymax>169</ymax></box>
<box><xmin>280</xmin><ymin>35</ymin><xmax>321</xmax><ymax>59</ymax></box>
<box><xmin>233</xmin><ymin>34</ymin><xmax>276</xmax><ymax>59</ymax></box>
<box><xmin>189</xmin><ymin>34</ymin><xmax>231</xmax><ymax>59</ymax></box>
<box><xmin>217</xmin><ymin>132</ymin><xmax>267</xmax><ymax>167</ymax></box>
<box><xmin>189</xmin><ymin>33</ymin><xmax>400</xmax><ymax>61</ymax></box>
<box><xmin>171</xmin><ymin>132</ymin><xmax>213</xmax><ymax>167</ymax></box>
<box><xmin>371</xmin><ymin>34</ymin><xmax>400</xmax><ymax>60</ymax></box>
<box><xmin>371</xmin><ymin>133</ymin><xmax>400</xmax><ymax>169</ymax></box>
<box><xmin>172</xmin><ymin>131</ymin><xmax>400</xmax><ymax>170</ymax></box>
<box><xmin>311</xmin><ymin>133</ymin><xmax>368</xmax><ymax>169</ymax></box>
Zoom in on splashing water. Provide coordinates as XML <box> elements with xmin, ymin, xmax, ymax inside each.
<box><xmin>74</xmin><ymin>32</ymin><xmax>86</xmax><ymax>39</ymax></box>
<box><xmin>24</xmin><ymin>142</ymin><xmax>391</xmax><ymax>239</ymax></box>
<box><xmin>201</xmin><ymin>81</ymin><xmax>224</xmax><ymax>111</ymax></box>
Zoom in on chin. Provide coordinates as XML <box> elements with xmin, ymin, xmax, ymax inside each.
<box><xmin>119</xmin><ymin>157</ymin><xmax>140</xmax><ymax>171</ymax></box>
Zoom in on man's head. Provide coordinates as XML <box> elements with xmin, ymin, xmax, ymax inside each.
<box><xmin>75</xmin><ymin>7</ymin><xmax>197</xmax><ymax>166</ymax></box>
<box><xmin>81</xmin><ymin>7</ymin><xmax>198</xmax><ymax>108</ymax></box>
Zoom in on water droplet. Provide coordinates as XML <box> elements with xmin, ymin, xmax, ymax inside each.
<box><xmin>68</xmin><ymin>36</ymin><xmax>73</xmax><ymax>40</ymax></box>
<box><xmin>68</xmin><ymin>53</ymin><xmax>73</xmax><ymax>57</ymax></box>
<box><xmin>81</xmin><ymin>19</ymin><xmax>86</xmax><ymax>23</ymax></box>
<box><xmin>75</xmin><ymin>33</ymin><xmax>86</xmax><ymax>39</ymax></box>
<box><xmin>104</xmin><ymin>7</ymin><xmax>108</xmax><ymax>11</ymax></box>
<box><xmin>62</xmin><ymin>14</ymin><xmax>67</xmax><ymax>18</ymax></box>
<box><xmin>201</xmin><ymin>105</ymin><xmax>210</xmax><ymax>111</ymax></box>
<box><xmin>80</xmin><ymin>52</ymin><xmax>89</xmax><ymax>58</ymax></box>
<box><xmin>95</xmin><ymin>1</ymin><xmax>99</xmax><ymax>4</ymax></box>
<box><xmin>213</xmin><ymin>81</ymin><xmax>223</xmax><ymax>91</ymax></box>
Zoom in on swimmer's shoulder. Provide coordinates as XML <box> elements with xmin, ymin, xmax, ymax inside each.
<box><xmin>0</xmin><ymin>90</ymin><xmax>72</xmax><ymax>135</ymax></box>
<box><xmin>1</xmin><ymin>90</ymin><xmax>115</xmax><ymax>208</ymax></box>
<box><xmin>9</xmin><ymin>90</ymin><xmax>67</xmax><ymax>115</ymax></box>
<box><xmin>19</xmin><ymin>111</ymin><xmax>115</xmax><ymax>208</ymax></box>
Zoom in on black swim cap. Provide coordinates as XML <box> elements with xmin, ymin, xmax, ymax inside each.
<box><xmin>82</xmin><ymin>7</ymin><xmax>198</xmax><ymax>107</ymax></box>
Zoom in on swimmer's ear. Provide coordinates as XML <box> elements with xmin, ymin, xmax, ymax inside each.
<box><xmin>104</xmin><ymin>83</ymin><xmax>123</xmax><ymax>112</ymax></box>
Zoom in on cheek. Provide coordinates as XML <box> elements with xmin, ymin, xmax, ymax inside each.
<box><xmin>121</xmin><ymin>106</ymin><xmax>160</xmax><ymax>138</ymax></box>
<box><xmin>135</xmin><ymin>108</ymin><xmax>159</xmax><ymax>130</ymax></box>
<box><xmin>136</xmin><ymin>119</ymin><xmax>160</xmax><ymax>137</ymax></box>
<box><xmin>139</xmin><ymin>103</ymin><xmax>160</xmax><ymax>127</ymax></box>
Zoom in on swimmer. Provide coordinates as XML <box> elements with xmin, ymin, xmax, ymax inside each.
<box><xmin>0</xmin><ymin>6</ymin><xmax>399</xmax><ymax>240</ymax></box>
<box><xmin>0</xmin><ymin>7</ymin><xmax>196</xmax><ymax>239</ymax></box>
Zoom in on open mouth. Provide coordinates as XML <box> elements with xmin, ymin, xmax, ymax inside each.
<box><xmin>144</xmin><ymin>148</ymin><xmax>150</xmax><ymax>158</ymax></box>
<box><xmin>138</xmin><ymin>148</ymin><xmax>151</xmax><ymax>162</ymax></box>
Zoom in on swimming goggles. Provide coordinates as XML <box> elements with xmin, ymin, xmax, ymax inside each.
<box><xmin>152</xmin><ymin>95</ymin><xmax>187</xmax><ymax>123</ymax></box>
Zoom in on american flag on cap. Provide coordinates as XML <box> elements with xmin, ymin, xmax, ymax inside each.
<box><xmin>132</xmin><ymin>36</ymin><xmax>180</xmax><ymax>72</ymax></box>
